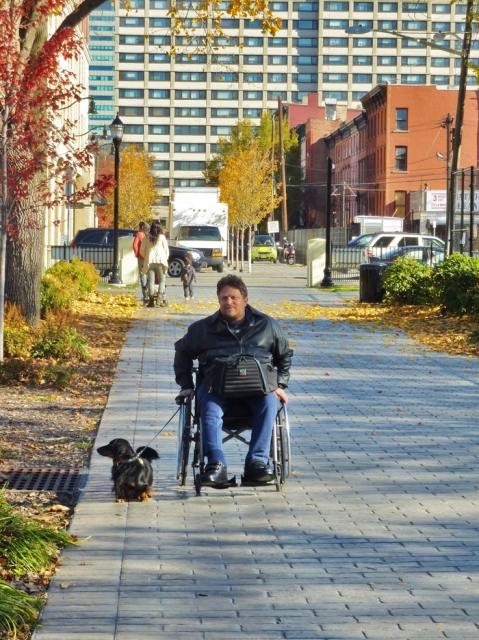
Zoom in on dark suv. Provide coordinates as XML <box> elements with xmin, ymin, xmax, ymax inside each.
<box><xmin>70</xmin><ymin>228</ymin><xmax>206</xmax><ymax>277</ymax></box>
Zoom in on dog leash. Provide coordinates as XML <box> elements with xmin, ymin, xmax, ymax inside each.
<box><xmin>129</xmin><ymin>406</ymin><xmax>181</xmax><ymax>462</ymax></box>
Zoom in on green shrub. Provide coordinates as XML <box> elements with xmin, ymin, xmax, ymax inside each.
<box><xmin>40</xmin><ymin>257</ymin><xmax>99</xmax><ymax>313</ymax></box>
<box><xmin>31</xmin><ymin>311</ymin><xmax>88</xmax><ymax>362</ymax></box>
<box><xmin>0</xmin><ymin>579</ymin><xmax>43</xmax><ymax>638</ymax></box>
<box><xmin>382</xmin><ymin>255</ymin><xmax>434</xmax><ymax>305</ymax></box>
<box><xmin>0</xmin><ymin>359</ymin><xmax>45</xmax><ymax>385</ymax></box>
<box><xmin>43</xmin><ymin>363</ymin><xmax>74</xmax><ymax>389</ymax></box>
<box><xmin>3</xmin><ymin>304</ymin><xmax>34</xmax><ymax>359</ymax></box>
<box><xmin>432</xmin><ymin>253</ymin><xmax>479</xmax><ymax>315</ymax></box>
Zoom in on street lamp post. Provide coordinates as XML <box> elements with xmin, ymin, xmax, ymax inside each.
<box><xmin>345</xmin><ymin>19</ymin><xmax>472</xmax><ymax>254</ymax></box>
<box><xmin>321</xmin><ymin>156</ymin><xmax>334</xmax><ymax>288</ymax></box>
<box><xmin>109</xmin><ymin>112</ymin><xmax>124</xmax><ymax>285</ymax></box>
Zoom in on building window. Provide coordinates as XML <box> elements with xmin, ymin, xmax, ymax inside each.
<box><xmin>431</xmin><ymin>57</ymin><xmax>449</xmax><ymax>67</ymax></box>
<box><xmin>324</xmin><ymin>19</ymin><xmax>348</xmax><ymax>28</ymax></box>
<box><xmin>353</xmin><ymin>55</ymin><xmax>372</xmax><ymax>65</ymax></box>
<box><xmin>354</xmin><ymin>1</ymin><xmax>373</xmax><ymax>9</ymax></box>
<box><xmin>395</xmin><ymin>147</ymin><xmax>407</xmax><ymax>171</ymax></box>
<box><xmin>149</xmin><ymin>89</ymin><xmax>170</xmax><ymax>99</ymax></box>
<box><xmin>243</xmin><ymin>108</ymin><xmax>263</xmax><ymax>117</ymax></box>
<box><xmin>431</xmin><ymin>75</ymin><xmax>449</xmax><ymax>85</ymax></box>
<box><xmin>268</xmin><ymin>38</ymin><xmax>288</xmax><ymax>47</ymax></box>
<box><xmin>175</xmin><ymin>90</ymin><xmax>207</xmax><ymax>99</ymax></box>
<box><xmin>378</xmin><ymin>20</ymin><xmax>397</xmax><ymax>29</ymax></box>
<box><xmin>293</xmin><ymin>37</ymin><xmax>316</xmax><ymax>47</ymax></box>
<box><xmin>324</xmin><ymin>37</ymin><xmax>348</xmax><ymax>47</ymax></box>
<box><xmin>174</xmin><ymin>143</ymin><xmax>206</xmax><ymax>153</ymax></box>
<box><xmin>149</xmin><ymin>125</ymin><xmax>170</xmax><ymax>135</ymax></box>
<box><xmin>149</xmin><ymin>107</ymin><xmax>170</xmax><ymax>117</ymax></box>
<box><xmin>378</xmin><ymin>56</ymin><xmax>397</xmax><ymax>65</ymax></box>
<box><xmin>401</xmin><ymin>74</ymin><xmax>426</xmax><ymax>83</ymax></box>
<box><xmin>176</xmin><ymin>72</ymin><xmax>207</xmax><ymax>82</ymax></box>
<box><xmin>244</xmin><ymin>90</ymin><xmax>263</xmax><ymax>99</ymax></box>
<box><xmin>174</xmin><ymin>178</ymin><xmax>206</xmax><ymax>187</ymax></box>
<box><xmin>212</xmin><ymin>108</ymin><xmax>238</xmax><ymax>117</ymax></box>
<box><xmin>352</xmin><ymin>91</ymin><xmax>366</xmax><ymax>101</ymax></box>
<box><xmin>324</xmin><ymin>73</ymin><xmax>347</xmax><ymax>82</ymax></box>
<box><xmin>293</xmin><ymin>2</ymin><xmax>318</xmax><ymax>9</ymax></box>
<box><xmin>433</xmin><ymin>4</ymin><xmax>451</xmax><ymax>13</ymax></box>
<box><xmin>148</xmin><ymin>143</ymin><xmax>170</xmax><ymax>153</ymax></box>
<box><xmin>149</xmin><ymin>36</ymin><xmax>171</xmax><ymax>45</ymax></box>
<box><xmin>268</xmin><ymin>55</ymin><xmax>287</xmax><ymax>64</ymax></box>
<box><xmin>379</xmin><ymin>1</ymin><xmax>397</xmax><ymax>8</ymax></box>
<box><xmin>377</xmin><ymin>38</ymin><xmax>397</xmax><ymax>48</ymax></box>
<box><xmin>119</xmin><ymin>53</ymin><xmax>144</xmax><ymax>62</ymax></box>
<box><xmin>119</xmin><ymin>71</ymin><xmax>144</xmax><ymax>81</ymax></box>
<box><xmin>151</xmin><ymin>160</ymin><xmax>169</xmax><ymax>170</ymax></box>
<box><xmin>401</xmin><ymin>56</ymin><xmax>426</xmax><ymax>66</ymax></box>
<box><xmin>267</xmin><ymin>90</ymin><xmax>287</xmax><ymax>99</ymax></box>
<box><xmin>174</xmin><ymin>107</ymin><xmax>206</xmax><ymax>117</ymax></box>
<box><xmin>377</xmin><ymin>73</ymin><xmax>396</xmax><ymax>83</ymax></box>
<box><xmin>323</xmin><ymin>90</ymin><xmax>347</xmax><ymax>100</ymax></box>
<box><xmin>402</xmin><ymin>21</ymin><xmax>426</xmax><ymax>31</ymax></box>
<box><xmin>211</xmin><ymin>126</ymin><xmax>233</xmax><ymax>135</ymax></box>
<box><xmin>402</xmin><ymin>2</ymin><xmax>426</xmax><ymax>10</ymax></box>
<box><xmin>120</xmin><ymin>17</ymin><xmax>144</xmax><ymax>26</ymax></box>
<box><xmin>244</xmin><ymin>37</ymin><xmax>263</xmax><ymax>46</ymax></box>
<box><xmin>150</xmin><ymin>53</ymin><xmax>170</xmax><ymax>63</ymax></box>
<box><xmin>353</xmin><ymin>73</ymin><xmax>372</xmax><ymax>82</ymax></box>
<box><xmin>124</xmin><ymin>125</ymin><xmax>144</xmax><ymax>134</ymax></box>
<box><xmin>401</xmin><ymin>39</ymin><xmax>426</xmax><ymax>48</ymax></box>
<box><xmin>432</xmin><ymin>22</ymin><xmax>451</xmax><ymax>32</ymax></box>
<box><xmin>174</xmin><ymin>161</ymin><xmax>206</xmax><ymax>171</ymax></box>
<box><xmin>395</xmin><ymin>108</ymin><xmax>408</xmax><ymax>130</ymax></box>
<box><xmin>293</xmin><ymin>20</ymin><xmax>318</xmax><ymax>29</ymax></box>
<box><xmin>212</xmin><ymin>72</ymin><xmax>238</xmax><ymax>82</ymax></box>
<box><xmin>149</xmin><ymin>71</ymin><xmax>171</xmax><ymax>81</ymax></box>
<box><xmin>271</xmin><ymin>2</ymin><xmax>288</xmax><ymax>9</ymax></box>
<box><xmin>120</xmin><ymin>107</ymin><xmax>144</xmax><ymax>116</ymax></box>
<box><xmin>243</xmin><ymin>55</ymin><xmax>263</xmax><ymax>64</ymax></box>
<box><xmin>324</xmin><ymin>2</ymin><xmax>349</xmax><ymax>9</ymax></box>
<box><xmin>174</xmin><ymin>125</ymin><xmax>207</xmax><ymax>135</ymax></box>
<box><xmin>293</xmin><ymin>73</ymin><xmax>317</xmax><ymax>82</ymax></box>
<box><xmin>293</xmin><ymin>55</ymin><xmax>318</xmax><ymax>64</ymax></box>
<box><xmin>119</xmin><ymin>89</ymin><xmax>144</xmax><ymax>98</ymax></box>
<box><xmin>455</xmin><ymin>3</ymin><xmax>467</xmax><ymax>13</ymax></box>
<box><xmin>150</xmin><ymin>0</ymin><xmax>169</xmax><ymax>7</ymax></box>
<box><xmin>175</xmin><ymin>54</ymin><xmax>207</xmax><ymax>63</ymax></box>
<box><xmin>150</xmin><ymin>17</ymin><xmax>170</xmax><ymax>26</ymax></box>
<box><xmin>155</xmin><ymin>178</ymin><xmax>169</xmax><ymax>188</ymax></box>
<box><xmin>394</xmin><ymin>191</ymin><xmax>406</xmax><ymax>217</ymax></box>
<box><xmin>211</xmin><ymin>90</ymin><xmax>239</xmax><ymax>99</ymax></box>
<box><xmin>324</xmin><ymin>55</ymin><xmax>348</xmax><ymax>64</ymax></box>
<box><xmin>243</xmin><ymin>72</ymin><xmax>264</xmax><ymax>83</ymax></box>
<box><xmin>268</xmin><ymin>73</ymin><xmax>287</xmax><ymax>82</ymax></box>
<box><xmin>353</xmin><ymin>38</ymin><xmax>372</xmax><ymax>47</ymax></box>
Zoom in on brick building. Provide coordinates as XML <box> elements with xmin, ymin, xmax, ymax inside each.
<box><xmin>324</xmin><ymin>84</ymin><xmax>479</xmax><ymax>239</ymax></box>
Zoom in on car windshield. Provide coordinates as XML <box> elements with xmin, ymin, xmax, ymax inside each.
<box><xmin>177</xmin><ymin>226</ymin><xmax>221</xmax><ymax>241</ymax></box>
<box><xmin>347</xmin><ymin>234</ymin><xmax>375</xmax><ymax>247</ymax></box>
<box><xmin>253</xmin><ymin>237</ymin><xmax>274</xmax><ymax>246</ymax></box>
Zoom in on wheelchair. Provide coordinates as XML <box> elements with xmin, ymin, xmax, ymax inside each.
<box><xmin>176</xmin><ymin>372</ymin><xmax>291</xmax><ymax>495</ymax></box>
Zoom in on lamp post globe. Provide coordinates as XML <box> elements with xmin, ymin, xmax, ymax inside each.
<box><xmin>109</xmin><ymin>112</ymin><xmax>124</xmax><ymax>285</ymax></box>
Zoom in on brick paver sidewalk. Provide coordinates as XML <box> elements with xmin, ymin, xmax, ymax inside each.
<box><xmin>34</xmin><ymin>264</ymin><xmax>479</xmax><ymax>639</ymax></box>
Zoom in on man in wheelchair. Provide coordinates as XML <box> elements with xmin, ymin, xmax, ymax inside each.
<box><xmin>174</xmin><ymin>275</ymin><xmax>293</xmax><ymax>487</ymax></box>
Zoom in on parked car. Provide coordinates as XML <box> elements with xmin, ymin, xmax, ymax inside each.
<box><xmin>369</xmin><ymin>245</ymin><xmax>445</xmax><ymax>266</ymax></box>
<box><xmin>347</xmin><ymin>233</ymin><xmax>377</xmax><ymax>248</ymax></box>
<box><xmin>70</xmin><ymin>227</ymin><xmax>206</xmax><ymax>277</ymax></box>
<box><xmin>362</xmin><ymin>232</ymin><xmax>445</xmax><ymax>259</ymax></box>
<box><xmin>250</xmin><ymin>235</ymin><xmax>278</xmax><ymax>262</ymax></box>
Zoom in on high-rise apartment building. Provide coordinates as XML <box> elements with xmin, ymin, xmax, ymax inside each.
<box><xmin>89</xmin><ymin>1</ymin><xmax>475</xmax><ymax>220</ymax></box>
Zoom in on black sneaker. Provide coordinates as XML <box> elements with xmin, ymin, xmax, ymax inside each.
<box><xmin>243</xmin><ymin>460</ymin><xmax>274</xmax><ymax>483</ymax></box>
<box><xmin>201</xmin><ymin>461</ymin><xmax>228</xmax><ymax>486</ymax></box>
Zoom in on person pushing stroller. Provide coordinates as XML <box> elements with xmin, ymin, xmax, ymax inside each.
<box><xmin>181</xmin><ymin>257</ymin><xmax>196</xmax><ymax>300</ymax></box>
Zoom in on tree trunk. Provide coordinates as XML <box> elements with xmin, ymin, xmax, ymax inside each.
<box><xmin>5</xmin><ymin>200</ymin><xmax>43</xmax><ymax>327</ymax></box>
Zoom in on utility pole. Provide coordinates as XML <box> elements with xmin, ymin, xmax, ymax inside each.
<box><xmin>270</xmin><ymin>114</ymin><xmax>275</xmax><ymax>222</ymax></box>
<box><xmin>278</xmin><ymin>96</ymin><xmax>288</xmax><ymax>233</ymax></box>
<box><xmin>447</xmin><ymin>0</ymin><xmax>474</xmax><ymax>255</ymax></box>
<box><xmin>442</xmin><ymin>113</ymin><xmax>453</xmax><ymax>246</ymax></box>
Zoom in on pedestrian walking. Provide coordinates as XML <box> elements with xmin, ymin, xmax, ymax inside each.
<box><xmin>133</xmin><ymin>221</ymin><xmax>150</xmax><ymax>303</ymax></box>
<box><xmin>140</xmin><ymin>220</ymin><xmax>169</xmax><ymax>307</ymax></box>
<box><xmin>181</xmin><ymin>257</ymin><xmax>196</xmax><ymax>300</ymax></box>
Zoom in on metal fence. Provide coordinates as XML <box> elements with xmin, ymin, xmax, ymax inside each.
<box><xmin>452</xmin><ymin>167</ymin><xmax>479</xmax><ymax>255</ymax></box>
<box><xmin>47</xmin><ymin>246</ymin><xmax>114</xmax><ymax>283</ymax></box>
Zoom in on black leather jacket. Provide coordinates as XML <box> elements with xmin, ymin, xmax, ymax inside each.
<box><xmin>174</xmin><ymin>305</ymin><xmax>293</xmax><ymax>391</ymax></box>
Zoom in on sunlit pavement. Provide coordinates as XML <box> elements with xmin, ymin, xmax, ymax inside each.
<box><xmin>34</xmin><ymin>262</ymin><xmax>479</xmax><ymax>640</ymax></box>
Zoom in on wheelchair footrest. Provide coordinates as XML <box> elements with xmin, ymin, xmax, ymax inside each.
<box><xmin>240</xmin><ymin>476</ymin><xmax>275</xmax><ymax>487</ymax></box>
<box><xmin>202</xmin><ymin>475</ymin><xmax>238</xmax><ymax>489</ymax></box>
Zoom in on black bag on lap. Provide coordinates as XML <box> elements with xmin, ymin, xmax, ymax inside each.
<box><xmin>204</xmin><ymin>354</ymin><xmax>277</xmax><ymax>398</ymax></box>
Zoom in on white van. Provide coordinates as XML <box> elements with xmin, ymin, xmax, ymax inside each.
<box><xmin>364</xmin><ymin>233</ymin><xmax>444</xmax><ymax>259</ymax></box>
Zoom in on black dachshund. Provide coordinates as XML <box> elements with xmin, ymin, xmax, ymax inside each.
<box><xmin>97</xmin><ymin>438</ymin><xmax>159</xmax><ymax>502</ymax></box>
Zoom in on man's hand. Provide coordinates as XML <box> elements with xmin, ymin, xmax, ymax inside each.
<box><xmin>175</xmin><ymin>388</ymin><xmax>195</xmax><ymax>405</ymax></box>
<box><xmin>274</xmin><ymin>388</ymin><xmax>288</xmax><ymax>405</ymax></box>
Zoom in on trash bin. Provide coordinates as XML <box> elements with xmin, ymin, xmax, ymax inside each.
<box><xmin>359</xmin><ymin>263</ymin><xmax>387</xmax><ymax>303</ymax></box>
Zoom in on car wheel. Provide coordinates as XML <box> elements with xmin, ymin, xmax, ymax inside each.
<box><xmin>273</xmin><ymin>259</ymin><xmax>277</xmax><ymax>264</ymax></box>
<box><xmin>168</xmin><ymin>258</ymin><xmax>184</xmax><ymax>278</ymax></box>
<box><xmin>217</xmin><ymin>262</ymin><xmax>224</xmax><ymax>273</ymax></box>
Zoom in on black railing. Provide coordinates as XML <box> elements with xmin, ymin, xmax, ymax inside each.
<box><xmin>48</xmin><ymin>246</ymin><xmax>114</xmax><ymax>282</ymax></box>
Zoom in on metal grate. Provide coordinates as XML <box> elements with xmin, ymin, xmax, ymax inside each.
<box><xmin>1</xmin><ymin>468</ymin><xmax>82</xmax><ymax>493</ymax></box>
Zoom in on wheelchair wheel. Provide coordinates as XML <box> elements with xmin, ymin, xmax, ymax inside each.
<box><xmin>271</xmin><ymin>418</ymin><xmax>283</xmax><ymax>492</ymax></box>
<box><xmin>279</xmin><ymin>405</ymin><xmax>291</xmax><ymax>481</ymax></box>
<box><xmin>176</xmin><ymin>398</ymin><xmax>192</xmax><ymax>486</ymax></box>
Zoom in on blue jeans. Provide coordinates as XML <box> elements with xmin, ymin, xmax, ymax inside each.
<box><xmin>147</xmin><ymin>263</ymin><xmax>166</xmax><ymax>296</ymax></box>
<box><xmin>197</xmin><ymin>382</ymin><xmax>278</xmax><ymax>466</ymax></box>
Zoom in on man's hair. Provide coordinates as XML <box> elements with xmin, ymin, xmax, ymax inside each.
<box><xmin>216</xmin><ymin>275</ymin><xmax>248</xmax><ymax>298</ymax></box>
<box><xmin>139</xmin><ymin>221</ymin><xmax>150</xmax><ymax>232</ymax></box>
